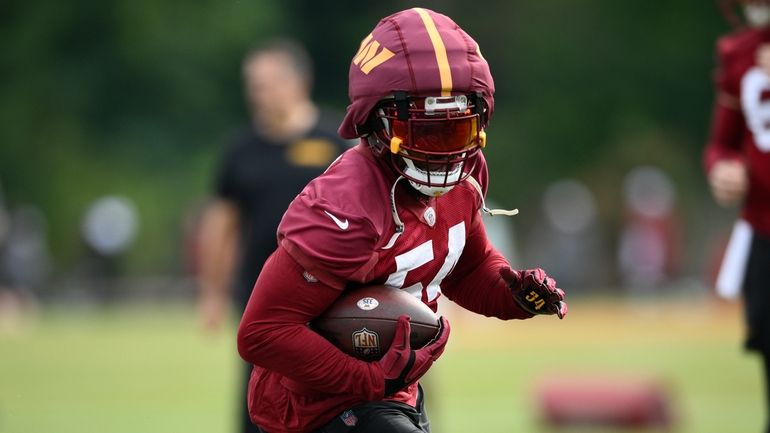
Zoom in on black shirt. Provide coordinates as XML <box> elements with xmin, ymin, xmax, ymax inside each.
<box><xmin>215</xmin><ymin>111</ymin><xmax>349</xmax><ymax>309</ymax></box>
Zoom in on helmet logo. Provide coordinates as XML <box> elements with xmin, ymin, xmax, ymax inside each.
<box><xmin>353</xmin><ymin>34</ymin><xmax>395</xmax><ymax>75</ymax></box>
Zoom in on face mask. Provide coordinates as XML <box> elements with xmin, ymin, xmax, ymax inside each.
<box><xmin>402</xmin><ymin>158</ymin><xmax>462</xmax><ymax>197</ymax></box>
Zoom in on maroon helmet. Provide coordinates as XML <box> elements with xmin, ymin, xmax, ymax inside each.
<box><xmin>339</xmin><ymin>8</ymin><xmax>495</xmax><ymax>197</ymax></box>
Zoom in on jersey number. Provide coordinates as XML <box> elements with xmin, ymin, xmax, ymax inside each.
<box><xmin>741</xmin><ymin>66</ymin><xmax>770</xmax><ymax>152</ymax></box>
<box><xmin>383</xmin><ymin>222</ymin><xmax>466</xmax><ymax>302</ymax></box>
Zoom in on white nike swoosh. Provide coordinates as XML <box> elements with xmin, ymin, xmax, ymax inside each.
<box><xmin>324</xmin><ymin>210</ymin><xmax>349</xmax><ymax>230</ymax></box>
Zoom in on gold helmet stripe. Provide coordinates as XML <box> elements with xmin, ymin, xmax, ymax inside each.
<box><xmin>413</xmin><ymin>8</ymin><xmax>453</xmax><ymax>96</ymax></box>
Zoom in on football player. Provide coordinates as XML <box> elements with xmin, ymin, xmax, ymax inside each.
<box><xmin>708</xmin><ymin>1</ymin><xmax>770</xmax><ymax>432</ymax></box>
<box><xmin>237</xmin><ymin>8</ymin><xmax>567</xmax><ymax>433</ymax></box>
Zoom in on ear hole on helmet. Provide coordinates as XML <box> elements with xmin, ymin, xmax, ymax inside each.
<box><xmin>478</xmin><ymin>130</ymin><xmax>487</xmax><ymax>148</ymax></box>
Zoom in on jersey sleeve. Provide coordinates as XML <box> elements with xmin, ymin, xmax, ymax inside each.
<box><xmin>715</xmin><ymin>37</ymin><xmax>741</xmax><ymax>97</ymax></box>
<box><xmin>441</xmin><ymin>210</ymin><xmax>532</xmax><ymax>320</ymax></box>
<box><xmin>704</xmin><ymin>38</ymin><xmax>747</xmax><ymax>173</ymax></box>
<box><xmin>237</xmin><ymin>245</ymin><xmax>385</xmax><ymax>400</ymax></box>
<box><xmin>277</xmin><ymin>147</ymin><xmax>392</xmax><ymax>290</ymax></box>
<box><xmin>278</xmin><ymin>191</ymin><xmax>382</xmax><ymax>290</ymax></box>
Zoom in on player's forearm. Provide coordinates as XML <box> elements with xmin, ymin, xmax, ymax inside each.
<box><xmin>238</xmin><ymin>320</ymin><xmax>384</xmax><ymax>400</ymax></box>
<box><xmin>443</xmin><ymin>248</ymin><xmax>532</xmax><ymax>320</ymax></box>
<box><xmin>197</xmin><ymin>200</ymin><xmax>239</xmax><ymax>295</ymax></box>
<box><xmin>704</xmin><ymin>98</ymin><xmax>745</xmax><ymax>172</ymax></box>
<box><xmin>237</xmin><ymin>246</ymin><xmax>385</xmax><ymax>400</ymax></box>
<box><xmin>444</xmin><ymin>236</ymin><xmax>532</xmax><ymax>320</ymax></box>
<box><xmin>198</xmin><ymin>264</ymin><xmax>234</xmax><ymax>299</ymax></box>
<box><xmin>442</xmin><ymin>216</ymin><xmax>532</xmax><ymax>319</ymax></box>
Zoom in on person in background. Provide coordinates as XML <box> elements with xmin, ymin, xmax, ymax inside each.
<box><xmin>196</xmin><ymin>39</ymin><xmax>349</xmax><ymax>433</ymax></box>
<box><xmin>707</xmin><ymin>1</ymin><xmax>770</xmax><ymax>431</ymax></box>
<box><xmin>617</xmin><ymin>167</ymin><xmax>680</xmax><ymax>291</ymax></box>
<box><xmin>79</xmin><ymin>195</ymin><xmax>139</xmax><ymax>301</ymax></box>
<box><xmin>0</xmin><ymin>181</ymin><xmax>48</xmax><ymax>330</ymax></box>
<box><xmin>532</xmin><ymin>179</ymin><xmax>606</xmax><ymax>292</ymax></box>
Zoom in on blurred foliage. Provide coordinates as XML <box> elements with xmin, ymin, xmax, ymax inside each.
<box><xmin>0</xmin><ymin>0</ymin><xmax>285</xmax><ymax>272</ymax></box>
<box><xmin>0</xmin><ymin>0</ymin><xmax>733</xmax><ymax>276</ymax></box>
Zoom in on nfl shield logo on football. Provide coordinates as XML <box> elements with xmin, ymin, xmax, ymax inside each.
<box><xmin>352</xmin><ymin>328</ymin><xmax>380</xmax><ymax>357</ymax></box>
<box><xmin>340</xmin><ymin>410</ymin><xmax>358</xmax><ymax>427</ymax></box>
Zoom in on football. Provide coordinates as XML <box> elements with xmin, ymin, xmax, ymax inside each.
<box><xmin>310</xmin><ymin>285</ymin><xmax>441</xmax><ymax>361</ymax></box>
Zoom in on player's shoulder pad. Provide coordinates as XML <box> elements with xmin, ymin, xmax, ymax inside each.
<box><xmin>278</xmin><ymin>147</ymin><xmax>394</xmax><ymax>286</ymax></box>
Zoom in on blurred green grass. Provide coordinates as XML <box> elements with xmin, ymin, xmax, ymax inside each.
<box><xmin>0</xmin><ymin>298</ymin><xmax>762</xmax><ymax>433</ymax></box>
<box><xmin>0</xmin><ymin>305</ymin><xmax>237</xmax><ymax>433</ymax></box>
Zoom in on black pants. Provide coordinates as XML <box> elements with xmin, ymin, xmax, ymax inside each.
<box><xmin>761</xmin><ymin>351</ymin><xmax>770</xmax><ymax>433</ymax></box>
<box><xmin>744</xmin><ymin>232</ymin><xmax>770</xmax><ymax>352</ymax></box>
<box><xmin>256</xmin><ymin>386</ymin><xmax>431</xmax><ymax>433</ymax></box>
<box><xmin>742</xmin><ymin>232</ymin><xmax>770</xmax><ymax>433</ymax></box>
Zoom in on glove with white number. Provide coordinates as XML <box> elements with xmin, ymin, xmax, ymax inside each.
<box><xmin>501</xmin><ymin>267</ymin><xmax>567</xmax><ymax>319</ymax></box>
<box><xmin>377</xmin><ymin>315</ymin><xmax>450</xmax><ymax>396</ymax></box>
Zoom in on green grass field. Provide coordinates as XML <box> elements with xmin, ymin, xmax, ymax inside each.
<box><xmin>0</xmin><ymin>298</ymin><xmax>763</xmax><ymax>433</ymax></box>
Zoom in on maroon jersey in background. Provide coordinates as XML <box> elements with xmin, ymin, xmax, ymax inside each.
<box><xmin>239</xmin><ymin>143</ymin><xmax>530</xmax><ymax>433</ymax></box>
<box><xmin>705</xmin><ymin>27</ymin><xmax>770</xmax><ymax>236</ymax></box>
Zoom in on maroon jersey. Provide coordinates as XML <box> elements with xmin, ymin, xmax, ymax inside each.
<box><xmin>705</xmin><ymin>27</ymin><xmax>770</xmax><ymax>236</ymax></box>
<box><xmin>237</xmin><ymin>144</ymin><xmax>530</xmax><ymax>433</ymax></box>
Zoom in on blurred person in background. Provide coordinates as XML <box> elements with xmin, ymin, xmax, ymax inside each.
<box><xmin>707</xmin><ymin>1</ymin><xmax>770</xmax><ymax>431</ymax></box>
<box><xmin>0</xmin><ymin>180</ymin><xmax>10</xmax><ymax>276</ymax></box>
<box><xmin>0</xmin><ymin>181</ymin><xmax>19</xmax><ymax>329</ymax></box>
<box><xmin>617</xmin><ymin>166</ymin><xmax>680</xmax><ymax>292</ymax></box>
<box><xmin>196</xmin><ymin>38</ymin><xmax>348</xmax><ymax>433</ymax></box>
<box><xmin>0</xmin><ymin>204</ymin><xmax>50</xmax><ymax>329</ymax></box>
<box><xmin>79</xmin><ymin>195</ymin><xmax>139</xmax><ymax>302</ymax></box>
<box><xmin>236</xmin><ymin>9</ymin><xmax>566</xmax><ymax>433</ymax></box>
<box><xmin>528</xmin><ymin>179</ymin><xmax>606</xmax><ymax>292</ymax></box>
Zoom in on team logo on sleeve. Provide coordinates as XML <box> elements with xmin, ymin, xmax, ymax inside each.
<box><xmin>352</xmin><ymin>328</ymin><xmax>380</xmax><ymax>357</ymax></box>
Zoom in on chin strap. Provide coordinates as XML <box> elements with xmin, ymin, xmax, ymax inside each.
<box><xmin>382</xmin><ymin>176</ymin><xmax>406</xmax><ymax>250</ymax></box>
<box><xmin>382</xmin><ymin>174</ymin><xmax>516</xmax><ymax>250</ymax></box>
<box><xmin>465</xmin><ymin>175</ymin><xmax>519</xmax><ymax>217</ymax></box>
